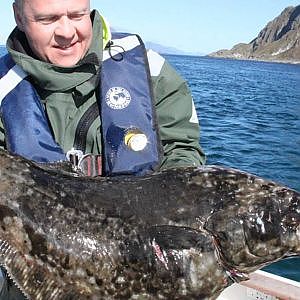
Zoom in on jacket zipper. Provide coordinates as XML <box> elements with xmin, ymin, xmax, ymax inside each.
<box><xmin>73</xmin><ymin>101</ymin><xmax>99</xmax><ymax>152</ymax></box>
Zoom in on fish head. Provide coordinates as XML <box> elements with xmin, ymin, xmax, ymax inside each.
<box><xmin>203</xmin><ymin>170</ymin><xmax>300</xmax><ymax>274</ymax></box>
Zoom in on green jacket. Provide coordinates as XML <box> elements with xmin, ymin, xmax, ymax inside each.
<box><xmin>0</xmin><ymin>10</ymin><xmax>205</xmax><ymax>170</ymax></box>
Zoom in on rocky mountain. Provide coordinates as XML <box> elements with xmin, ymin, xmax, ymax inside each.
<box><xmin>209</xmin><ymin>5</ymin><xmax>300</xmax><ymax>64</ymax></box>
<box><xmin>145</xmin><ymin>42</ymin><xmax>184</xmax><ymax>55</ymax></box>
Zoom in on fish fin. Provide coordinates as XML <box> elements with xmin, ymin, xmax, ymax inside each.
<box><xmin>0</xmin><ymin>239</ymin><xmax>64</xmax><ymax>299</ymax></box>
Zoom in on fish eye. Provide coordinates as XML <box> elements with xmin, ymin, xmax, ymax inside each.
<box><xmin>282</xmin><ymin>212</ymin><xmax>299</xmax><ymax>227</ymax></box>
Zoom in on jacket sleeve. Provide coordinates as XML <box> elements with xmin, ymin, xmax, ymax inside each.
<box><xmin>147</xmin><ymin>50</ymin><xmax>206</xmax><ymax>169</ymax></box>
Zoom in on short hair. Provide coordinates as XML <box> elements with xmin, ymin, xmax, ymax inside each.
<box><xmin>14</xmin><ymin>0</ymin><xmax>23</xmax><ymax>10</ymax></box>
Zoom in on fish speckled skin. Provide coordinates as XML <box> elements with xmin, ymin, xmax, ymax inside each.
<box><xmin>0</xmin><ymin>149</ymin><xmax>299</xmax><ymax>299</ymax></box>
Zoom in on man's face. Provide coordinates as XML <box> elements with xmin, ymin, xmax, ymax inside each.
<box><xmin>14</xmin><ymin>0</ymin><xmax>93</xmax><ymax>67</ymax></box>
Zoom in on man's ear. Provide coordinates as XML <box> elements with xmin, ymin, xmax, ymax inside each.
<box><xmin>13</xmin><ymin>2</ymin><xmax>25</xmax><ymax>32</ymax></box>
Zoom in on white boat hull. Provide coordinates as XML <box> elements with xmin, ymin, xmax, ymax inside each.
<box><xmin>217</xmin><ymin>270</ymin><xmax>300</xmax><ymax>300</ymax></box>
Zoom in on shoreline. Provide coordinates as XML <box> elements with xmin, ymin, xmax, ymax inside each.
<box><xmin>206</xmin><ymin>55</ymin><xmax>300</xmax><ymax>65</ymax></box>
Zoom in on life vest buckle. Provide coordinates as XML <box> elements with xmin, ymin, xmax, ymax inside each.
<box><xmin>66</xmin><ymin>148</ymin><xmax>84</xmax><ymax>170</ymax></box>
<box><xmin>66</xmin><ymin>148</ymin><xmax>102</xmax><ymax>177</ymax></box>
<box><xmin>78</xmin><ymin>154</ymin><xmax>102</xmax><ymax>177</ymax></box>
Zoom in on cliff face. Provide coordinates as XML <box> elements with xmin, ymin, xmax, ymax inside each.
<box><xmin>209</xmin><ymin>5</ymin><xmax>300</xmax><ymax>63</ymax></box>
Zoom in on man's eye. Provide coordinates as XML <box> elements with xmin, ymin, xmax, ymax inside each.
<box><xmin>37</xmin><ymin>16</ymin><xmax>59</xmax><ymax>24</ymax></box>
<box><xmin>69</xmin><ymin>13</ymin><xmax>85</xmax><ymax>20</ymax></box>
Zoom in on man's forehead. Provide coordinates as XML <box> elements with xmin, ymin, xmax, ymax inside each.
<box><xmin>22</xmin><ymin>0</ymin><xmax>90</xmax><ymax>14</ymax></box>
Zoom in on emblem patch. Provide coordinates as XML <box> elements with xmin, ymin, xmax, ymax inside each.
<box><xmin>105</xmin><ymin>87</ymin><xmax>131</xmax><ymax>110</ymax></box>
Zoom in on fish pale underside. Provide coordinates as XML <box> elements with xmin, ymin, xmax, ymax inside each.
<box><xmin>0</xmin><ymin>149</ymin><xmax>298</xmax><ymax>299</ymax></box>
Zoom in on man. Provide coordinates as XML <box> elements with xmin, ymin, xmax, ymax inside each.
<box><xmin>0</xmin><ymin>0</ymin><xmax>205</xmax><ymax>297</ymax></box>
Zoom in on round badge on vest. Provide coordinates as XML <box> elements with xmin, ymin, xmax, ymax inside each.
<box><xmin>105</xmin><ymin>87</ymin><xmax>131</xmax><ymax>110</ymax></box>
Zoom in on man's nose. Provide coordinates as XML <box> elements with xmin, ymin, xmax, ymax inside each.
<box><xmin>54</xmin><ymin>16</ymin><xmax>76</xmax><ymax>40</ymax></box>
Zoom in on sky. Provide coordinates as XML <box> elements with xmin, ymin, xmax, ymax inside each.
<box><xmin>1</xmin><ymin>1</ymin><xmax>299</xmax><ymax>54</ymax></box>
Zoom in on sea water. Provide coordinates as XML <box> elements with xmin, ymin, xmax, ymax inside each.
<box><xmin>165</xmin><ymin>54</ymin><xmax>300</xmax><ymax>282</ymax></box>
<box><xmin>0</xmin><ymin>46</ymin><xmax>299</xmax><ymax>281</ymax></box>
<box><xmin>0</xmin><ymin>47</ymin><xmax>6</xmax><ymax>57</ymax></box>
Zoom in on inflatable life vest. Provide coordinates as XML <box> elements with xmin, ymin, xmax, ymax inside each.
<box><xmin>0</xmin><ymin>33</ymin><xmax>161</xmax><ymax>176</ymax></box>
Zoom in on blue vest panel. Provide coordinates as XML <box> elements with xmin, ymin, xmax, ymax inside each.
<box><xmin>100</xmin><ymin>33</ymin><xmax>161</xmax><ymax>175</ymax></box>
<box><xmin>0</xmin><ymin>55</ymin><xmax>66</xmax><ymax>163</ymax></box>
